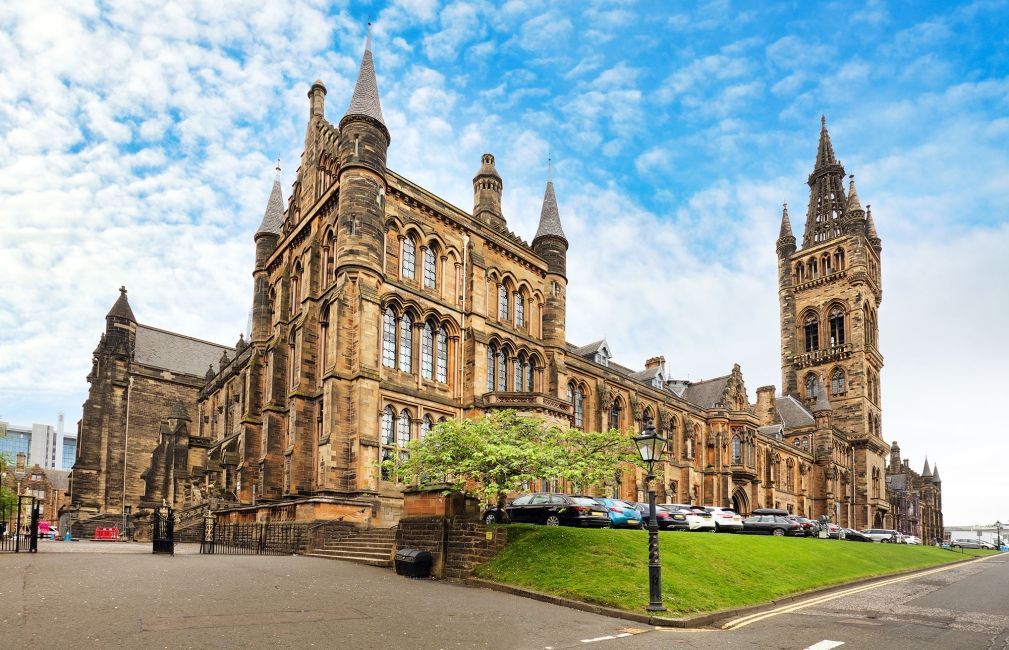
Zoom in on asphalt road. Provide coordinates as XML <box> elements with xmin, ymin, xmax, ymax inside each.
<box><xmin>3</xmin><ymin>541</ymin><xmax>1006</xmax><ymax>649</ymax></box>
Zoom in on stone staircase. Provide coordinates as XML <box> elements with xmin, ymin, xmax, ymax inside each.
<box><xmin>307</xmin><ymin>527</ymin><xmax>397</xmax><ymax>567</ymax></box>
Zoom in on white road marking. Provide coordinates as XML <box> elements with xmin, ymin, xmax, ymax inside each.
<box><xmin>580</xmin><ymin>633</ymin><xmax>632</xmax><ymax>643</ymax></box>
<box><xmin>805</xmin><ymin>641</ymin><xmax>844</xmax><ymax>650</ymax></box>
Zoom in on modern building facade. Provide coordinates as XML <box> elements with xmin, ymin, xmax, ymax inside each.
<box><xmin>68</xmin><ymin>38</ymin><xmax>941</xmax><ymax>532</ymax></box>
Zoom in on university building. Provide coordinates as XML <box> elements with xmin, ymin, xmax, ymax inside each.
<box><xmin>68</xmin><ymin>37</ymin><xmax>942</xmax><ymax>536</ymax></box>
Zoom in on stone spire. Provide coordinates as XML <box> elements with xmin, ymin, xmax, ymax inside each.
<box><xmin>106</xmin><ymin>285</ymin><xmax>136</xmax><ymax>322</ymax></box>
<box><xmin>931</xmin><ymin>463</ymin><xmax>940</xmax><ymax>483</ymax></box>
<box><xmin>846</xmin><ymin>175</ymin><xmax>864</xmax><ymax>216</ymax></box>
<box><xmin>802</xmin><ymin>115</ymin><xmax>848</xmax><ymax>248</ymax></box>
<box><xmin>343</xmin><ymin>25</ymin><xmax>386</xmax><ymax>128</ymax></box>
<box><xmin>812</xmin><ymin>377</ymin><xmax>832</xmax><ymax>413</ymax></box>
<box><xmin>533</xmin><ymin>168</ymin><xmax>566</xmax><ymax>242</ymax></box>
<box><xmin>922</xmin><ymin>457</ymin><xmax>932</xmax><ymax>478</ymax></box>
<box><xmin>865</xmin><ymin>204</ymin><xmax>881</xmax><ymax>252</ymax></box>
<box><xmin>256</xmin><ymin>162</ymin><xmax>284</xmax><ymax>237</ymax></box>
<box><xmin>776</xmin><ymin>201</ymin><xmax>796</xmax><ymax>257</ymax></box>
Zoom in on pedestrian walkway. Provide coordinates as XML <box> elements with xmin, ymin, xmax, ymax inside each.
<box><xmin>32</xmin><ymin>539</ymin><xmax>201</xmax><ymax>554</ymax></box>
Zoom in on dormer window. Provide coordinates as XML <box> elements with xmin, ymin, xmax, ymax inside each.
<box><xmin>651</xmin><ymin>372</ymin><xmax>664</xmax><ymax>389</ymax></box>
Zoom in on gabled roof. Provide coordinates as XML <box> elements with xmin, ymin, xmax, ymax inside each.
<box><xmin>571</xmin><ymin>339</ymin><xmax>609</xmax><ymax>359</ymax></box>
<box><xmin>134</xmin><ymin>324</ymin><xmax>233</xmax><ymax>378</ymax></box>
<box><xmin>774</xmin><ymin>394</ymin><xmax>815</xmax><ymax>428</ymax></box>
<box><xmin>758</xmin><ymin>424</ymin><xmax>784</xmax><ymax>440</ymax></box>
<box><xmin>682</xmin><ymin>375</ymin><xmax>730</xmax><ymax>409</ymax></box>
<box><xmin>629</xmin><ymin>367</ymin><xmax>663</xmax><ymax>382</ymax></box>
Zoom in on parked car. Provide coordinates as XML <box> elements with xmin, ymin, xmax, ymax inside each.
<box><xmin>903</xmin><ymin>535</ymin><xmax>922</xmax><ymax>545</ymax></box>
<box><xmin>822</xmin><ymin>523</ymin><xmax>843</xmax><ymax>539</ymax></box>
<box><xmin>701</xmin><ymin>507</ymin><xmax>744</xmax><ymax>533</ymax></box>
<box><xmin>662</xmin><ymin>504</ymin><xmax>716</xmax><ymax>531</ymax></box>
<box><xmin>786</xmin><ymin>516</ymin><xmax>819</xmax><ymax>537</ymax></box>
<box><xmin>842</xmin><ymin>528</ymin><xmax>873</xmax><ymax>542</ymax></box>
<box><xmin>628</xmin><ymin>503</ymin><xmax>691</xmax><ymax>531</ymax></box>
<box><xmin>949</xmin><ymin>538</ymin><xmax>989</xmax><ymax>549</ymax></box>
<box><xmin>740</xmin><ymin>514</ymin><xmax>803</xmax><ymax>536</ymax></box>
<box><xmin>860</xmin><ymin>528</ymin><xmax>900</xmax><ymax>543</ymax></box>
<box><xmin>593</xmin><ymin>498</ymin><xmax>643</xmax><ymax>528</ymax></box>
<box><xmin>481</xmin><ymin>493</ymin><xmax>611</xmax><ymax>527</ymax></box>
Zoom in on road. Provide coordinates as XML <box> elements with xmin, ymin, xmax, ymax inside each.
<box><xmin>2</xmin><ymin>541</ymin><xmax>1007</xmax><ymax>649</ymax></box>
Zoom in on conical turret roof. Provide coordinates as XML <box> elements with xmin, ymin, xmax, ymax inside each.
<box><xmin>257</xmin><ymin>166</ymin><xmax>284</xmax><ymax>236</ymax></box>
<box><xmin>814</xmin><ymin>114</ymin><xmax>838</xmax><ymax>169</ymax></box>
<box><xmin>846</xmin><ymin>176</ymin><xmax>864</xmax><ymax>214</ymax></box>
<box><xmin>344</xmin><ymin>28</ymin><xmax>385</xmax><ymax>126</ymax></box>
<box><xmin>107</xmin><ymin>286</ymin><xmax>136</xmax><ymax>322</ymax></box>
<box><xmin>931</xmin><ymin>464</ymin><xmax>940</xmax><ymax>483</ymax></box>
<box><xmin>922</xmin><ymin>457</ymin><xmax>932</xmax><ymax>477</ymax></box>
<box><xmin>534</xmin><ymin>178</ymin><xmax>566</xmax><ymax>241</ymax></box>
<box><xmin>865</xmin><ymin>204</ymin><xmax>880</xmax><ymax>243</ymax></box>
<box><xmin>813</xmin><ymin>378</ymin><xmax>832</xmax><ymax>412</ymax></box>
<box><xmin>802</xmin><ymin>116</ymin><xmax>848</xmax><ymax>248</ymax></box>
<box><xmin>778</xmin><ymin>202</ymin><xmax>794</xmax><ymax>239</ymax></box>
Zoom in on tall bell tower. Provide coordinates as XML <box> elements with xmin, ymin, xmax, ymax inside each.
<box><xmin>776</xmin><ymin>116</ymin><xmax>889</xmax><ymax>529</ymax></box>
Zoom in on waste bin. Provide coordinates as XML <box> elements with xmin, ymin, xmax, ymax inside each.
<box><xmin>395</xmin><ymin>548</ymin><xmax>433</xmax><ymax>578</ymax></box>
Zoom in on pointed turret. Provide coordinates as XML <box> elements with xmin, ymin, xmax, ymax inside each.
<box><xmin>473</xmin><ymin>153</ymin><xmax>505</xmax><ymax>231</ymax></box>
<box><xmin>532</xmin><ymin>162</ymin><xmax>568</xmax><ymax>351</ymax></box>
<box><xmin>889</xmin><ymin>440</ymin><xmax>901</xmax><ymax>469</ymax></box>
<box><xmin>340</xmin><ymin>26</ymin><xmax>389</xmax><ymax>143</ymax></box>
<box><xmin>256</xmin><ymin>163</ymin><xmax>285</xmax><ymax>238</ymax></box>
<box><xmin>813</xmin><ymin>377</ymin><xmax>832</xmax><ymax>413</ymax></box>
<box><xmin>865</xmin><ymin>204</ymin><xmax>881</xmax><ymax>252</ymax></box>
<box><xmin>104</xmin><ymin>286</ymin><xmax>137</xmax><ymax>357</ymax></box>
<box><xmin>931</xmin><ymin>464</ymin><xmax>940</xmax><ymax>483</ymax></box>
<box><xmin>922</xmin><ymin>457</ymin><xmax>932</xmax><ymax>478</ymax></box>
<box><xmin>802</xmin><ymin>116</ymin><xmax>848</xmax><ymax>247</ymax></box>
<box><xmin>846</xmin><ymin>176</ymin><xmax>864</xmax><ymax>216</ymax></box>
<box><xmin>252</xmin><ymin>164</ymin><xmax>283</xmax><ymax>344</ymax></box>
<box><xmin>107</xmin><ymin>286</ymin><xmax>136</xmax><ymax>322</ymax></box>
<box><xmin>533</xmin><ymin>175</ymin><xmax>566</xmax><ymax>242</ymax></box>
<box><xmin>776</xmin><ymin>201</ymin><xmax>796</xmax><ymax>257</ymax></box>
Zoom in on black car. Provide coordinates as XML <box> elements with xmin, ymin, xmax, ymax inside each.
<box><xmin>628</xmin><ymin>502</ymin><xmax>691</xmax><ymax>530</ymax></box>
<box><xmin>740</xmin><ymin>514</ymin><xmax>804</xmax><ymax>536</ymax></box>
<box><xmin>786</xmin><ymin>515</ymin><xmax>820</xmax><ymax>537</ymax></box>
<box><xmin>841</xmin><ymin>528</ymin><xmax>872</xmax><ymax>542</ymax></box>
<box><xmin>482</xmin><ymin>493</ymin><xmax>611</xmax><ymax>527</ymax></box>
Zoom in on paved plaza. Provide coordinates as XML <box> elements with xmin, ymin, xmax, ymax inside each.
<box><xmin>1</xmin><ymin>541</ymin><xmax>633</xmax><ymax>649</ymax></box>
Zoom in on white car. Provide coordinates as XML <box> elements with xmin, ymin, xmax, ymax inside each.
<box><xmin>662</xmin><ymin>504</ymin><xmax>715</xmax><ymax>531</ymax></box>
<box><xmin>700</xmin><ymin>506</ymin><xmax>744</xmax><ymax>532</ymax></box>
<box><xmin>903</xmin><ymin>535</ymin><xmax>922</xmax><ymax>545</ymax></box>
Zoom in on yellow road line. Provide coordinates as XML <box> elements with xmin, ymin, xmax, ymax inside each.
<box><xmin>722</xmin><ymin>554</ymin><xmax>998</xmax><ymax>630</ymax></box>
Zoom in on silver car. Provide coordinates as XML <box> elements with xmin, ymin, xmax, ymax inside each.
<box><xmin>860</xmin><ymin>528</ymin><xmax>900</xmax><ymax>543</ymax></box>
<box><xmin>950</xmin><ymin>538</ymin><xmax>992</xmax><ymax>549</ymax></box>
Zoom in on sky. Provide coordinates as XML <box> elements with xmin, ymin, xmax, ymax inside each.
<box><xmin>1</xmin><ymin>0</ymin><xmax>1007</xmax><ymax>525</ymax></box>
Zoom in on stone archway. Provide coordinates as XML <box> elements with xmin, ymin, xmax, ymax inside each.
<box><xmin>731</xmin><ymin>486</ymin><xmax>751</xmax><ymax>516</ymax></box>
<box><xmin>873</xmin><ymin>510</ymin><xmax>885</xmax><ymax>528</ymax></box>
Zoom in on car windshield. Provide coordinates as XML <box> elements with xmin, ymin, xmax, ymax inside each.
<box><xmin>611</xmin><ymin>500</ymin><xmax>634</xmax><ymax>509</ymax></box>
<box><xmin>570</xmin><ymin>497</ymin><xmax>599</xmax><ymax>507</ymax></box>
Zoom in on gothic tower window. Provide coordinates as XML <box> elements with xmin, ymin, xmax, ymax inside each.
<box><xmin>382</xmin><ymin>308</ymin><xmax>397</xmax><ymax>368</ymax></box>
<box><xmin>420</xmin><ymin>414</ymin><xmax>433</xmax><ymax>441</ymax></box>
<box><xmin>805</xmin><ymin>373</ymin><xmax>817</xmax><ymax>399</ymax></box>
<box><xmin>575</xmin><ymin>386</ymin><xmax>584</xmax><ymax>428</ymax></box>
<box><xmin>515</xmin><ymin>352</ymin><xmax>525</xmax><ymax>390</ymax></box>
<box><xmin>423</xmin><ymin>247</ymin><xmax>436</xmax><ymax>289</ymax></box>
<box><xmin>808</xmin><ymin>257</ymin><xmax>818</xmax><ymax>279</ymax></box>
<box><xmin>831</xmin><ymin>367</ymin><xmax>845</xmax><ymax>396</ymax></box>
<box><xmin>486</xmin><ymin>344</ymin><xmax>496</xmax><ymax>391</ymax></box>
<box><xmin>421</xmin><ymin>322</ymin><xmax>434</xmax><ymax>380</ymax></box>
<box><xmin>829</xmin><ymin>305</ymin><xmax>845</xmax><ymax>346</ymax></box>
<box><xmin>380</xmin><ymin>406</ymin><xmax>395</xmax><ymax>480</ymax></box>
<box><xmin>498</xmin><ymin>284</ymin><xmax>509</xmax><ymax>321</ymax></box>
<box><xmin>803</xmin><ymin>311</ymin><xmax>819</xmax><ymax>352</ymax></box>
<box><xmin>398</xmin><ymin>313</ymin><xmax>413</xmax><ymax>373</ymax></box>
<box><xmin>397</xmin><ymin>409</ymin><xmax>411</xmax><ymax>463</ymax></box>
<box><xmin>525</xmin><ymin>356</ymin><xmax>535</xmax><ymax>391</ymax></box>
<box><xmin>609</xmin><ymin>400</ymin><xmax>621</xmax><ymax>431</ymax></box>
<box><xmin>515</xmin><ymin>292</ymin><xmax>525</xmax><ymax>328</ymax></box>
<box><xmin>436</xmin><ymin>327</ymin><xmax>448</xmax><ymax>383</ymax></box>
<box><xmin>497</xmin><ymin>349</ymin><xmax>507</xmax><ymax>391</ymax></box>
<box><xmin>401</xmin><ymin>237</ymin><xmax>417</xmax><ymax>280</ymax></box>
<box><xmin>732</xmin><ymin>435</ymin><xmax>741</xmax><ymax>464</ymax></box>
<box><xmin>822</xmin><ymin>253</ymin><xmax>832</xmax><ymax>275</ymax></box>
<box><xmin>291</xmin><ymin>262</ymin><xmax>302</xmax><ymax>315</ymax></box>
<box><xmin>834</xmin><ymin>247</ymin><xmax>846</xmax><ymax>271</ymax></box>
<box><xmin>795</xmin><ymin>262</ymin><xmax>804</xmax><ymax>283</ymax></box>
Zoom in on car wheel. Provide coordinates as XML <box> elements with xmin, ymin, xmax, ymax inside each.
<box><xmin>484</xmin><ymin>512</ymin><xmax>497</xmax><ymax>525</ymax></box>
<box><xmin>951</xmin><ymin>544</ymin><xmax>961</xmax><ymax>549</ymax></box>
<box><xmin>772</xmin><ymin>528</ymin><xmax>785</xmax><ymax>537</ymax></box>
<box><xmin>881</xmin><ymin>539</ymin><xmax>890</xmax><ymax>543</ymax></box>
<box><xmin>545</xmin><ymin>515</ymin><xmax>561</xmax><ymax>526</ymax></box>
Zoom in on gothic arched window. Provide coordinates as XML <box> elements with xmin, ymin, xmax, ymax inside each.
<box><xmin>397</xmin><ymin>409</ymin><xmax>411</xmax><ymax>449</ymax></box>
<box><xmin>436</xmin><ymin>327</ymin><xmax>448</xmax><ymax>383</ymax></box>
<box><xmin>380</xmin><ymin>406</ymin><xmax>395</xmax><ymax>479</ymax></box>
<box><xmin>732</xmin><ymin>436</ymin><xmax>741</xmax><ymax>464</ymax></box>
<box><xmin>831</xmin><ymin>367</ymin><xmax>845</xmax><ymax>396</ymax></box>
<box><xmin>398</xmin><ymin>314</ymin><xmax>413</xmax><ymax>373</ymax></box>
<box><xmin>514</xmin><ymin>353</ymin><xmax>525</xmax><ymax>390</ymax></box>
<box><xmin>515</xmin><ymin>293</ymin><xmax>525</xmax><ymax>328</ymax></box>
<box><xmin>486</xmin><ymin>344</ymin><xmax>496</xmax><ymax>392</ymax></box>
<box><xmin>401</xmin><ymin>237</ymin><xmax>417</xmax><ymax>280</ymax></box>
<box><xmin>829</xmin><ymin>306</ymin><xmax>845</xmax><ymax>347</ymax></box>
<box><xmin>805</xmin><ymin>373</ymin><xmax>817</xmax><ymax>399</ymax></box>
<box><xmin>804</xmin><ymin>311</ymin><xmax>819</xmax><ymax>352</ymax></box>
<box><xmin>608</xmin><ymin>400</ymin><xmax>621</xmax><ymax>431</ymax></box>
<box><xmin>498</xmin><ymin>285</ymin><xmax>509</xmax><ymax>321</ymax></box>
<box><xmin>525</xmin><ymin>357</ymin><xmax>535</xmax><ymax>391</ymax></box>
<box><xmin>497</xmin><ymin>350</ymin><xmax>507</xmax><ymax>391</ymax></box>
<box><xmin>575</xmin><ymin>387</ymin><xmax>584</xmax><ymax>429</ymax></box>
<box><xmin>420</xmin><ymin>414</ymin><xmax>433</xmax><ymax>441</ymax></box>
<box><xmin>421</xmin><ymin>322</ymin><xmax>434</xmax><ymax>380</ymax></box>
<box><xmin>423</xmin><ymin>247</ymin><xmax>436</xmax><ymax>289</ymax></box>
<box><xmin>382</xmin><ymin>308</ymin><xmax>397</xmax><ymax>368</ymax></box>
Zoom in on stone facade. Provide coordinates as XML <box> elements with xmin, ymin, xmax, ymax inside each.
<box><xmin>69</xmin><ymin>41</ymin><xmax>943</xmax><ymax>533</ymax></box>
<box><xmin>886</xmin><ymin>443</ymin><xmax>944</xmax><ymax>542</ymax></box>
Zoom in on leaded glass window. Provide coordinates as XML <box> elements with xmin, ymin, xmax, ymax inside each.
<box><xmin>829</xmin><ymin>306</ymin><xmax>845</xmax><ymax>346</ymax></box>
<box><xmin>423</xmin><ymin>247</ymin><xmax>436</xmax><ymax>289</ymax></box>
<box><xmin>421</xmin><ymin>322</ymin><xmax>434</xmax><ymax>379</ymax></box>
<box><xmin>515</xmin><ymin>293</ymin><xmax>525</xmax><ymax>327</ymax></box>
<box><xmin>514</xmin><ymin>353</ymin><xmax>524</xmax><ymax>390</ymax></box>
<box><xmin>525</xmin><ymin>358</ymin><xmax>534</xmax><ymax>391</ymax></box>
<box><xmin>397</xmin><ymin>409</ymin><xmax>411</xmax><ymax>448</ymax></box>
<box><xmin>575</xmin><ymin>387</ymin><xmax>584</xmax><ymax>428</ymax></box>
<box><xmin>436</xmin><ymin>327</ymin><xmax>448</xmax><ymax>383</ymax></box>
<box><xmin>399</xmin><ymin>314</ymin><xmax>413</xmax><ymax>373</ymax></box>
<box><xmin>382</xmin><ymin>309</ymin><xmax>396</xmax><ymax>368</ymax></box>
<box><xmin>804</xmin><ymin>312</ymin><xmax>819</xmax><ymax>352</ymax></box>
<box><xmin>497</xmin><ymin>350</ymin><xmax>507</xmax><ymax>391</ymax></box>
<box><xmin>831</xmin><ymin>368</ymin><xmax>845</xmax><ymax>395</ymax></box>
<box><xmin>498</xmin><ymin>285</ymin><xmax>509</xmax><ymax>320</ymax></box>
<box><xmin>487</xmin><ymin>344</ymin><xmax>496</xmax><ymax>391</ymax></box>
<box><xmin>401</xmin><ymin>238</ymin><xmax>416</xmax><ymax>279</ymax></box>
<box><xmin>420</xmin><ymin>415</ymin><xmax>433</xmax><ymax>441</ymax></box>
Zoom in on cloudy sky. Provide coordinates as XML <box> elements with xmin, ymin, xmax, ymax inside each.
<box><xmin>1</xmin><ymin>0</ymin><xmax>1007</xmax><ymax>525</ymax></box>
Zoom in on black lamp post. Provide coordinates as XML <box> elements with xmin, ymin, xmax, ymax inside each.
<box><xmin>996</xmin><ymin>520</ymin><xmax>1002</xmax><ymax>550</ymax></box>
<box><xmin>633</xmin><ymin>416</ymin><xmax>667</xmax><ymax>612</ymax></box>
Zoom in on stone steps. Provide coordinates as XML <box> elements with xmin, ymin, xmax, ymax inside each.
<box><xmin>307</xmin><ymin>527</ymin><xmax>397</xmax><ymax>568</ymax></box>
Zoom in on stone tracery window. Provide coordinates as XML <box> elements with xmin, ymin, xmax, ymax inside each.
<box><xmin>805</xmin><ymin>373</ymin><xmax>817</xmax><ymax>399</ymax></box>
<box><xmin>732</xmin><ymin>436</ymin><xmax>741</xmax><ymax>464</ymax></box>
<box><xmin>398</xmin><ymin>314</ymin><xmax>413</xmax><ymax>373</ymax></box>
<box><xmin>829</xmin><ymin>305</ymin><xmax>845</xmax><ymax>346</ymax></box>
<box><xmin>498</xmin><ymin>284</ymin><xmax>509</xmax><ymax>321</ymax></box>
<box><xmin>804</xmin><ymin>311</ymin><xmax>819</xmax><ymax>352</ymax></box>
<box><xmin>382</xmin><ymin>308</ymin><xmax>397</xmax><ymax>368</ymax></box>
<box><xmin>515</xmin><ymin>293</ymin><xmax>525</xmax><ymax>328</ymax></box>
<box><xmin>497</xmin><ymin>350</ymin><xmax>507</xmax><ymax>391</ymax></box>
<box><xmin>487</xmin><ymin>344</ymin><xmax>496</xmax><ymax>391</ymax></box>
<box><xmin>423</xmin><ymin>247</ymin><xmax>436</xmax><ymax>289</ymax></box>
<box><xmin>831</xmin><ymin>367</ymin><xmax>845</xmax><ymax>396</ymax></box>
<box><xmin>421</xmin><ymin>322</ymin><xmax>434</xmax><ymax>380</ymax></box>
<box><xmin>436</xmin><ymin>327</ymin><xmax>448</xmax><ymax>383</ymax></box>
<box><xmin>401</xmin><ymin>237</ymin><xmax>416</xmax><ymax>280</ymax></box>
<box><xmin>380</xmin><ymin>406</ymin><xmax>395</xmax><ymax>480</ymax></box>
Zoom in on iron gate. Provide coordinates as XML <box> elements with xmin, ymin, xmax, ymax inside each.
<box><xmin>1</xmin><ymin>495</ymin><xmax>39</xmax><ymax>553</ymax></box>
<box><xmin>152</xmin><ymin>505</ymin><xmax>174</xmax><ymax>555</ymax></box>
<box><xmin>199</xmin><ymin>517</ymin><xmax>304</xmax><ymax>555</ymax></box>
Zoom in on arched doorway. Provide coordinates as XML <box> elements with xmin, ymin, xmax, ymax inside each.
<box><xmin>731</xmin><ymin>487</ymin><xmax>751</xmax><ymax>516</ymax></box>
<box><xmin>873</xmin><ymin>510</ymin><xmax>884</xmax><ymax>528</ymax></box>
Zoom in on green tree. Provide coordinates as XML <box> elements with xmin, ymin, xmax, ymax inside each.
<box><xmin>0</xmin><ymin>452</ymin><xmax>17</xmax><ymax>519</ymax></box>
<box><xmin>389</xmin><ymin>410</ymin><xmax>636</xmax><ymax>518</ymax></box>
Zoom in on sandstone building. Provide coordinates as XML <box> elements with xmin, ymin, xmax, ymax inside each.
<box><xmin>68</xmin><ymin>37</ymin><xmax>941</xmax><ymax>537</ymax></box>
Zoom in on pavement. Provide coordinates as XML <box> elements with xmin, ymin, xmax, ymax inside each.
<box><xmin>3</xmin><ymin>541</ymin><xmax>1008</xmax><ymax>649</ymax></box>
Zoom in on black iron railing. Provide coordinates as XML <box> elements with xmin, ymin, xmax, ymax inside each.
<box><xmin>200</xmin><ymin>520</ymin><xmax>305</xmax><ymax>555</ymax></box>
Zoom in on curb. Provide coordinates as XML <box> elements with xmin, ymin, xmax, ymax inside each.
<box><xmin>465</xmin><ymin>551</ymin><xmax>988</xmax><ymax>628</ymax></box>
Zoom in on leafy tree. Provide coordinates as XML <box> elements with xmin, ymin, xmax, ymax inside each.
<box><xmin>0</xmin><ymin>452</ymin><xmax>17</xmax><ymax>520</ymax></box>
<box><xmin>389</xmin><ymin>410</ymin><xmax>636</xmax><ymax>518</ymax></box>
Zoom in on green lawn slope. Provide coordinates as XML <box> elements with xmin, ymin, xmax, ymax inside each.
<box><xmin>474</xmin><ymin>526</ymin><xmax>993</xmax><ymax>615</ymax></box>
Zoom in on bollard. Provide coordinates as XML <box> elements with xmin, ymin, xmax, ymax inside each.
<box><xmin>65</xmin><ymin>532</ymin><xmax>71</xmax><ymax>541</ymax></box>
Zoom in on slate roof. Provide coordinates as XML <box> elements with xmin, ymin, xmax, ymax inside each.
<box><xmin>533</xmin><ymin>180</ymin><xmax>566</xmax><ymax>241</ymax></box>
<box><xmin>106</xmin><ymin>287</ymin><xmax>136</xmax><ymax>321</ymax></box>
<box><xmin>774</xmin><ymin>395</ymin><xmax>815</xmax><ymax>428</ymax></box>
<box><xmin>758</xmin><ymin>424</ymin><xmax>784</xmax><ymax>440</ymax></box>
<box><xmin>886</xmin><ymin>473</ymin><xmax>907</xmax><ymax>490</ymax></box>
<box><xmin>44</xmin><ymin>469</ymin><xmax>70</xmax><ymax>491</ymax></box>
<box><xmin>345</xmin><ymin>31</ymin><xmax>386</xmax><ymax>126</ymax></box>
<box><xmin>571</xmin><ymin>339</ymin><xmax>608</xmax><ymax>358</ymax></box>
<box><xmin>629</xmin><ymin>367</ymin><xmax>662</xmax><ymax>383</ymax></box>
<box><xmin>134</xmin><ymin>324</ymin><xmax>233</xmax><ymax>378</ymax></box>
<box><xmin>682</xmin><ymin>375</ymin><xmax>730</xmax><ymax>409</ymax></box>
<box><xmin>257</xmin><ymin>176</ymin><xmax>285</xmax><ymax>236</ymax></box>
<box><xmin>931</xmin><ymin>464</ymin><xmax>940</xmax><ymax>482</ymax></box>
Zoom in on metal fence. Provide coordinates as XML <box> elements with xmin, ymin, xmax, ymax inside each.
<box><xmin>1</xmin><ymin>495</ymin><xmax>39</xmax><ymax>553</ymax></box>
<box><xmin>199</xmin><ymin>519</ymin><xmax>305</xmax><ymax>555</ymax></box>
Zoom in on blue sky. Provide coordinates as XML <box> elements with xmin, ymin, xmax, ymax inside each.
<box><xmin>1</xmin><ymin>0</ymin><xmax>1007</xmax><ymax>524</ymax></box>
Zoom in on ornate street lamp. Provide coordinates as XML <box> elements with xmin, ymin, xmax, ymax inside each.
<box><xmin>633</xmin><ymin>416</ymin><xmax>667</xmax><ymax>612</ymax></box>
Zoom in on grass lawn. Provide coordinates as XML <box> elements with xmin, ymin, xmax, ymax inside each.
<box><xmin>474</xmin><ymin>525</ymin><xmax>996</xmax><ymax>616</ymax></box>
